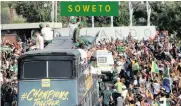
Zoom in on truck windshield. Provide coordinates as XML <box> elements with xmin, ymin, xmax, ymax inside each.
<box><xmin>48</xmin><ymin>61</ymin><xmax>73</xmax><ymax>78</ymax></box>
<box><xmin>97</xmin><ymin>57</ymin><xmax>107</xmax><ymax>63</ymax></box>
<box><xmin>23</xmin><ymin>61</ymin><xmax>73</xmax><ymax>79</ymax></box>
<box><xmin>23</xmin><ymin>61</ymin><xmax>46</xmax><ymax>79</ymax></box>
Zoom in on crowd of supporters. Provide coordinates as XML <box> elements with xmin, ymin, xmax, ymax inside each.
<box><xmin>1</xmin><ymin>18</ymin><xmax>181</xmax><ymax>106</ymax></box>
<box><xmin>1</xmin><ymin>39</ymin><xmax>22</xmax><ymax>106</ymax></box>
<box><xmin>1</xmin><ymin>23</ymin><xmax>54</xmax><ymax>106</ymax></box>
<box><xmin>97</xmin><ymin>32</ymin><xmax>181</xmax><ymax>106</ymax></box>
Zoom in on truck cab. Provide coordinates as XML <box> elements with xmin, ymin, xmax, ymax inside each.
<box><xmin>92</xmin><ymin>50</ymin><xmax>115</xmax><ymax>81</ymax></box>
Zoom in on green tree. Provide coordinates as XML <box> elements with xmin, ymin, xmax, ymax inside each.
<box><xmin>1</xmin><ymin>1</ymin><xmax>11</xmax><ymax>24</ymax></box>
<box><xmin>94</xmin><ymin>16</ymin><xmax>111</xmax><ymax>27</ymax></box>
<box><xmin>132</xmin><ymin>1</ymin><xmax>147</xmax><ymax>25</ymax></box>
<box><xmin>57</xmin><ymin>1</ymin><xmax>70</xmax><ymax>27</ymax></box>
<box><xmin>150</xmin><ymin>1</ymin><xmax>181</xmax><ymax>36</ymax></box>
<box><xmin>114</xmin><ymin>1</ymin><xmax>129</xmax><ymax>26</ymax></box>
<box><xmin>14</xmin><ymin>1</ymin><xmax>51</xmax><ymax>22</ymax></box>
<box><xmin>1</xmin><ymin>8</ymin><xmax>10</xmax><ymax>24</ymax></box>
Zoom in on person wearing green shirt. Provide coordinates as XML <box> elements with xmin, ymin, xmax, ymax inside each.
<box><xmin>151</xmin><ymin>98</ymin><xmax>159</xmax><ymax>106</ymax></box>
<box><xmin>117</xmin><ymin>46</ymin><xmax>124</xmax><ymax>53</ymax></box>
<box><xmin>71</xmin><ymin>17</ymin><xmax>77</xmax><ymax>24</ymax></box>
<box><xmin>114</xmin><ymin>78</ymin><xmax>123</xmax><ymax>94</ymax></box>
<box><xmin>73</xmin><ymin>22</ymin><xmax>83</xmax><ymax>43</ymax></box>
<box><xmin>10</xmin><ymin>60</ymin><xmax>18</xmax><ymax>73</ymax></box>
<box><xmin>100</xmin><ymin>86</ymin><xmax>113</xmax><ymax>106</ymax></box>
<box><xmin>10</xmin><ymin>64</ymin><xmax>18</xmax><ymax>73</ymax></box>
<box><xmin>133</xmin><ymin>60</ymin><xmax>140</xmax><ymax>75</ymax></box>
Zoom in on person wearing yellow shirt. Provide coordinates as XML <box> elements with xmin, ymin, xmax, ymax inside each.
<box><xmin>114</xmin><ymin>78</ymin><xmax>123</xmax><ymax>94</ymax></box>
<box><xmin>131</xmin><ymin>58</ymin><xmax>135</xmax><ymax>68</ymax></box>
<box><xmin>131</xmin><ymin>58</ymin><xmax>135</xmax><ymax>65</ymax></box>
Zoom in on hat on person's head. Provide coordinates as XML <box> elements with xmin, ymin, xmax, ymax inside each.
<box><xmin>71</xmin><ymin>18</ymin><xmax>77</xmax><ymax>24</ymax></box>
<box><xmin>39</xmin><ymin>23</ymin><xmax>44</xmax><ymax>28</ymax></box>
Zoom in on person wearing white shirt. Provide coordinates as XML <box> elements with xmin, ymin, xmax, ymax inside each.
<box><xmin>121</xmin><ymin>85</ymin><xmax>128</xmax><ymax>100</ymax></box>
<box><xmin>69</xmin><ymin>23</ymin><xmax>79</xmax><ymax>37</ymax></box>
<box><xmin>40</xmin><ymin>24</ymin><xmax>53</xmax><ymax>46</ymax></box>
<box><xmin>69</xmin><ymin>17</ymin><xmax>80</xmax><ymax>37</ymax></box>
<box><xmin>159</xmin><ymin>92</ymin><xmax>167</xmax><ymax>106</ymax></box>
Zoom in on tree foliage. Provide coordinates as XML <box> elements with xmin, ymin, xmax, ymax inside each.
<box><xmin>1</xmin><ymin>8</ymin><xmax>10</xmax><ymax>24</ymax></box>
<box><xmin>1</xmin><ymin>1</ymin><xmax>11</xmax><ymax>24</ymax></box>
<box><xmin>149</xmin><ymin>1</ymin><xmax>181</xmax><ymax>36</ymax></box>
<box><xmin>14</xmin><ymin>1</ymin><xmax>52</xmax><ymax>22</ymax></box>
<box><xmin>2</xmin><ymin>1</ymin><xmax>181</xmax><ymax>37</ymax></box>
<box><xmin>114</xmin><ymin>1</ymin><xmax>129</xmax><ymax>26</ymax></box>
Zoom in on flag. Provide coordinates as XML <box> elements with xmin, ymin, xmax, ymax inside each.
<box><xmin>164</xmin><ymin>67</ymin><xmax>169</xmax><ymax>77</ymax></box>
<box><xmin>163</xmin><ymin>77</ymin><xmax>172</xmax><ymax>93</ymax></box>
<box><xmin>163</xmin><ymin>66</ymin><xmax>172</xmax><ymax>93</ymax></box>
<box><xmin>151</xmin><ymin>61</ymin><xmax>159</xmax><ymax>73</ymax></box>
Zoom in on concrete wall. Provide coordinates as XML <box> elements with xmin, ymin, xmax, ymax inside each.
<box><xmin>1</xmin><ymin>23</ymin><xmax>62</xmax><ymax>30</ymax></box>
<box><xmin>54</xmin><ymin>26</ymin><xmax>156</xmax><ymax>41</ymax></box>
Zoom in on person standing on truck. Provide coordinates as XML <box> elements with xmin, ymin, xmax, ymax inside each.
<box><xmin>39</xmin><ymin>23</ymin><xmax>53</xmax><ymax>47</ymax></box>
<box><xmin>69</xmin><ymin>16</ymin><xmax>81</xmax><ymax>37</ymax></box>
<box><xmin>73</xmin><ymin>22</ymin><xmax>83</xmax><ymax>43</ymax></box>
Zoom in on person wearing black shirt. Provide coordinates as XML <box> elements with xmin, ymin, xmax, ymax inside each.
<box><xmin>112</xmin><ymin>89</ymin><xmax>122</xmax><ymax>105</ymax></box>
<box><xmin>171</xmin><ymin>45</ymin><xmax>177</xmax><ymax>59</ymax></box>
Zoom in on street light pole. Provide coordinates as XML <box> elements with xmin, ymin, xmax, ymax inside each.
<box><xmin>146</xmin><ymin>1</ymin><xmax>151</xmax><ymax>26</ymax></box>
<box><xmin>51</xmin><ymin>1</ymin><xmax>55</xmax><ymax>22</ymax></box>
<box><xmin>129</xmin><ymin>1</ymin><xmax>133</xmax><ymax>26</ymax></box>
<box><xmin>111</xmin><ymin>16</ymin><xmax>113</xmax><ymax>27</ymax></box>
<box><xmin>55</xmin><ymin>1</ymin><xmax>57</xmax><ymax>22</ymax></box>
<box><xmin>92</xmin><ymin>16</ymin><xmax>94</xmax><ymax>28</ymax></box>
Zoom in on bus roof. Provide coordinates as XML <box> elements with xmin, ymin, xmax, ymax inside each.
<box><xmin>19</xmin><ymin>36</ymin><xmax>96</xmax><ymax>59</ymax></box>
<box><xmin>47</xmin><ymin>36</ymin><xmax>96</xmax><ymax>49</ymax></box>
